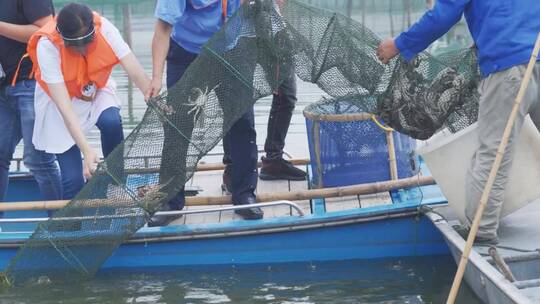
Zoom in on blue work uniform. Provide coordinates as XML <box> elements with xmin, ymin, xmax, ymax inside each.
<box><xmin>155</xmin><ymin>0</ymin><xmax>258</xmax><ymax>207</ymax></box>
<box><xmin>395</xmin><ymin>0</ymin><xmax>540</xmax><ymax>77</ymax></box>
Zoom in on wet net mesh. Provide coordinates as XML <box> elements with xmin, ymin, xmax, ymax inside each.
<box><xmin>2</xmin><ymin>0</ymin><xmax>480</xmax><ymax>285</ymax></box>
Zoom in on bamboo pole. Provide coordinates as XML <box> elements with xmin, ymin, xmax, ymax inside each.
<box><xmin>446</xmin><ymin>32</ymin><xmax>540</xmax><ymax>304</ymax></box>
<box><xmin>386</xmin><ymin>130</ymin><xmax>398</xmax><ymax>180</ymax></box>
<box><xmin>196</xmin><ymin>158</ymin><xmax>310</xmax><ymax>172</ymax></box>
<box><xmin>12</xmin><ymin>158</ymin><xmax>310</xmax><ymax>175</ymax></box>
<box><xmin>0</xmin><ymin>175</ymin><xmax>435</xmax><ymax>211</ymax></box>
<box><xmin>121</xmin><ymin>158</ymin><xmax>311</xmax><ymax>175</ymax></box>
<box><xmin>312</xmin><ymin>121</ymin><xmax>324</xmax><ymax>188</ymax></box>
<box><xmin>121</xmin><ymin>3</ymin><xmax>135</xmax><ymax>124</ymax></box>
<box><xmin>303</xmin><ymin>111</ymin><xmax>372</xmax><ymax>122</ymax></box>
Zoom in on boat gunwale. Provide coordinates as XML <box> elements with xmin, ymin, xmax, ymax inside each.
<box><xmin>0</xmin><ymin>200</ymin><xmax>446</xmax><ymax>248</ymax></box>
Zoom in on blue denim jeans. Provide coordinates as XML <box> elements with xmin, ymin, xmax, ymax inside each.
<box><xmin>56</xmin><ymin>107</ymin><xmax>124</xmax><ymax>199</ymax></box>
<box><xmin>0</xmin><ymin>80</ymin><xmax>62</xmax><ymax>201</ymax></box>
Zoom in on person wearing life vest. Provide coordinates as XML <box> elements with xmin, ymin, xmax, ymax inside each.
<box><xmin>0</xmin><ymin>0</ymin><xmax>61</xmax><ymax>209</ymax></box>
<box><xmin>29</xmin><ymin>3</ymin><xmax>150</xmax><ymax>199</ymax></box>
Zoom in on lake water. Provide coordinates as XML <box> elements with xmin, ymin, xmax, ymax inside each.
<box><xmin>1</xmin><ymin>257</ymin><xmax>480</xmax><ymax>304</ymax></box>
<box><xmin>5</xmin><ymin>0</ymin><xmax>480</xmax><ymax>303</ymax></box>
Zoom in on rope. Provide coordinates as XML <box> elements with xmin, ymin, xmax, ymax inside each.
<box><xmin>371</xmin><ymin>115</ymin><xmax>394</xmax><ymax>132</ymax></box>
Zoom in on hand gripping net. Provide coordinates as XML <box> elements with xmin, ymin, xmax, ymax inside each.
<box><xmin>1</xmin><ymin>0</ymin><xmax>479</xmax><ymax>285</ymax></box>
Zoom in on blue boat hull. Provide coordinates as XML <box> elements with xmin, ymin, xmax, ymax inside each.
<box><xmin>0</xmin><ymin>174</ymin><xmax>449</xmax><ymax>271</ymax></box>
<box><xmin>104</xmin><ymin>214</ymin><xmax>447</xmax><ymax>269</ymax></box>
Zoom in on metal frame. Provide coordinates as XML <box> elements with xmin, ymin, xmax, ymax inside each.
<box><xmin>0</xmin><ymin>200</ymin><xmax>305</xmax><ymax>224</ymax></box>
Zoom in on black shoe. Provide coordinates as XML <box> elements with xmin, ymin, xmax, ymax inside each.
<box><xmin>147</xmin><ymin>213</ymin><xmax>183</xmax><ymax>227</ymax></box>
<box><xmin>234</xmin><ymin>196</ymin><xmax>263</xmax><ymax>220</ymax></box>
<box><xmin>259</xmin><ymin>156</ymin><xmax>307</xmax><ymax>181</ymax></box>
<box><xmin>221</xmin><ymin>164</ymin><xmax>232</xmax><ymax>195</ymax></box>
<box><xmin>148</xmin><ymin>205</ymin><xmax>184</xmax><ymax>227</ymax></box>
<box><xmin>453</xmin><ymin>224</ymin><xmax>499</xmax><ymax>245</ymax></box>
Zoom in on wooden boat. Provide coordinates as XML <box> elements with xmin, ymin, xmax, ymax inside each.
<box><xmin>0</xmin><ymin>161</ymin><xmax>449</xmax><ymax>271</ymax></box>
<box><xmin>425</xmin><ymin>202</ymin><xmax>540</xmax><ymax>304</ymax></box>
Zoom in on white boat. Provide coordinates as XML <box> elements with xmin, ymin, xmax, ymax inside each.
<box><xmin>425</xmin><ymin>201</ymin><xmax>540</xmax><ymax>304</ymax></box>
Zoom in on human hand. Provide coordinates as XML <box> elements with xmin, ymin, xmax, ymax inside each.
<box><xmin>83</xmin><ymin>149</ymin><xmax>100</xmax><ymax>180</ymax></box>
<box><xmin>145</xmin><ymin>77</ymin><xmax>163</xmax><ymax>101</ymax></box>
<box><xmin>376</xmin><ymin>38</ymin><xmax>399</xmax><ymax>64</ymax></box>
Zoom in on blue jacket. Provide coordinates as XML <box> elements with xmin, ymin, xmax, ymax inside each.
<box><xmin>155</xmin><ymin>0</ymin><xmax>241</xmax><ymax>54</ymax></box>
<box><xmin>395</xmin><ymin>0</ymin><xmax>540</xmax><ymax>77</ymax></box>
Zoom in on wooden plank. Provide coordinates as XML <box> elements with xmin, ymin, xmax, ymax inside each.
<box><xmin>189</xmin><ymin>171</ymin><xmax>223</xmax><ymax>197</ymax></box>
<box><xmin>256</xmin><ymin>179</ymin><xmax>289</xmax><ymax>195</ymax></box>
<box><xmin>325</xmin><ymin>195</ymin><xmax>360</xmax><ymax>212</ymax></box>
<box><xmin>265</xmin><ymin>204</ymin><xmax>292</xmax><ymax>218</ymax></box>
<box><xmin>256</xmin><ymin>178</ymin><xmax>290</xmax><ymax>218</ymax></box>
<box><xmin>289</xmin><ymin>178</ymin><xmax>311</xmax><ymax>215</ymax></box>
<box><xmin>169</xmin><ymin>216</ymin><xmax>186</xmax><ymax>225</ymax></box>
<box><xmin>296</xmin><ymin>200</ymin><xmax>312</xmax><ymax>215</ymax></box>
<box><xmin>218</xmin><ymin>209</ymin><xmax>235</xmax><ymax>223</ymax></box>
<box><xmin>183</xmin><ymin>205</ymin><xmax>221</xmax><ymax>225</ymax></box>
<box><xmin>359</xmin><ymin>192</ymin><xmax>391</xmax><ymax>208</ymax></box>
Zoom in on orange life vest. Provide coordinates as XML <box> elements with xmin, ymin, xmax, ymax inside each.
<box><xmin>26</xmin><ymin>12</ymin><xmax>120</xmax><ymax>99</ymax></box>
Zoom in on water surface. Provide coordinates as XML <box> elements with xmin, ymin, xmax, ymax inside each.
<box><xmin>1</xmin><ymin>257</ymin><xmax>480</xmax><ymax>303</ymax></box>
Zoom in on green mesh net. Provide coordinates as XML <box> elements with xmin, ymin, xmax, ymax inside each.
<box><xmin>2</xmin><ymin>0</ymin><xmax>480</xmax><ymax>285</ymax></box>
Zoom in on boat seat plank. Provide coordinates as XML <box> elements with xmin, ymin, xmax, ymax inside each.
<box><xmin>288</xmin><ymin>179</ymin><xmax>308</xmax><ymax>192</ymax></box>
<box><xmin>255</xmin><ymin>179</ymin><xmax>289</xmax><ymax>194</ymax></box>
<box><xmin>358</xmin><ymin>192</ymin><xmax>391</xmax><ymax>208</ymax></box>
<box><xmin>515</xmin><ymin>278</ymin><xmax>540</xmax><ymax>289</ymax></box>
<box><xmin>288</xmin><ymin>179</ymin><xmax>311</xmax><ymax>215</ymax></box>
<box><xmin>325</xmin><ymin>196</ymin><xmax>360</xmax><ymax>212</ymax></box>
<box><xmin>183</xmin><ymin>205</ymin><xmax>222</xmax><ymax>225</ymax></box>
<box><xmin>189</xmin><ymin>171</ymin><xmax>224</xmax><ymax>197</ymax></box>
<box><xmin>218</xmin><ymin>210</ymin><xmax>235</xmax><ymax>223</ymax></box>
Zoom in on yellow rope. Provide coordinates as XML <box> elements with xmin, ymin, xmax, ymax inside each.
<box><xmin>370</xmin><ymin>115</ymin><xmax>394</xmax><ymax>132</ymax></box>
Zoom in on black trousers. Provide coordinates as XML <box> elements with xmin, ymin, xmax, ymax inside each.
<box><xmin>224</xmin><ymin>69</ymin><xmax>297</xmax><ymax>163</ymax></box>
<box><xmin>162</xmin><ymin>40</ymin><xmax>258</xmax><ymax>207</ymax></box>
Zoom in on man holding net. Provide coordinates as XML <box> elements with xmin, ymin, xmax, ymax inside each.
<box><xmin>377</xmin><ymin>0</ymin><xmax>540</xmax><ymax>244</ymax></box>
<box><xmin>222</xmin><ymin>0</ymin><xmax>306</xmax><ymax>193</ymax></box>
<box><xmin>146</xmin><ymin>0</ymin><xmax>264</xmax><ymax>224</ymax></box>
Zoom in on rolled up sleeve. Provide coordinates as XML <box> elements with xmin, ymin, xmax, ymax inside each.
<box><xmin>154</xmin><ymin>0</ymin><xmax>186</xmax><ymax>25</ymax></box>
<box><xmin>395</xmin><ymin>0</ymin><xmax>470</xmax><ymax>61</ymax></box>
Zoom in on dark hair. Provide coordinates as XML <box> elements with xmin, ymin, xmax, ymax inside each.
<box><xmin>57</xmin><ymin>3</ymin><xmax>94</xmax><ymax>39</ymax></box>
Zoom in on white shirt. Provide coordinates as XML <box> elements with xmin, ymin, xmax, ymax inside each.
<box><xmin>33</xmin><ymin>17</ymin><xmax>131</xmax><ymax>154</ymax></box>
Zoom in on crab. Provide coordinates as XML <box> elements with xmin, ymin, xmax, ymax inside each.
<box><xmin>150</xmin><ymin>97</ymin><xmax>176</xmax><ymax>117</ymax></box>
<box><xmin>184</xmin><ymin>84</ymin><xmax>220</xmax><ymax>125</ymax></box>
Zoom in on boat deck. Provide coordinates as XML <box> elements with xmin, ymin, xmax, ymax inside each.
<box><xmin>495</xmin><ymin>200</ymin><xmax>540</xmax><ymax>255</ymax></box>
<box><xmin>429</xmin><ymin>199</ymin><xmax>540</xmax><ymax>303</ymax></box>
<box><xmin>434</xmin><ymin>199</ymin><xmax>540</xmax><ymax>257</ymax></box>
<box><xmin>169</xmin><ymin>168</ymin><xmax>392</xmax><ymax>226</ymax></box>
